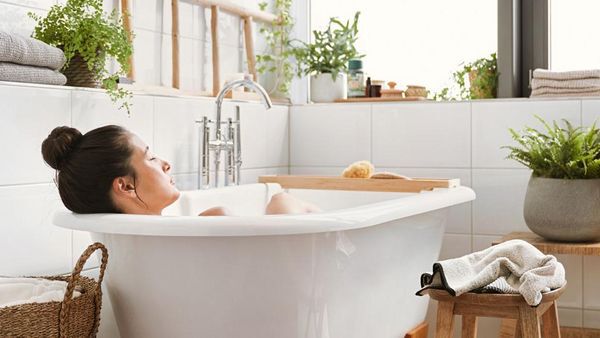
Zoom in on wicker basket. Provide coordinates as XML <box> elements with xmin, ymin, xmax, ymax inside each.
<box><xmin>63</xmin><ymin>53</ymin><xmax>102</xmax><ymax>88</ymax></box>
<box><xmin>0</xmin><ymin>243</ymin><xmax>109</xmax><ymax>338</ymax></box>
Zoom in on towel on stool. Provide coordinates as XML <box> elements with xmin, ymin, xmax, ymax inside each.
<box><xmin>416</xmin><ymin>239</ymin><xmax>566</xmax><ymax>306</ymax></box>
<box><xmin>0</xmin><ymin>277</ymin><xmax>81</xmax><ymax>308</ymax></box>
<box><xmin>0</xmin><ymin>31</ymin><xmax>65</xmax><ymax>70</ymax></box>
<box><xmin>0</xmin><ymin>62</ymin><xmax>67</xmax><ymax>85</ymax></box>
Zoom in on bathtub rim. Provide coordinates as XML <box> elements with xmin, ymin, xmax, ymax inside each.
<box><xmin>53</xmin><ymin>186</ymin><xmax>475</xmax><ymax>237</ymax></box>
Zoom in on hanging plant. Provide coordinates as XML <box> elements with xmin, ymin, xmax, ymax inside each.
<box><xmin>434</xmin><ymin>53</ymin><xmax>498</xmax><ymax>100</ymax></box>
<box><xmin>256</xmin><ymin>0</ymin><xmax>295</xmax><ymax>98</ymax></box>
<box><xmin>29</xmin><ymin>0</ymin><xmax>133</xmax><ymax>114</ymax></box>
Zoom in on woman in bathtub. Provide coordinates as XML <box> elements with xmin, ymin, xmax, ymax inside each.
<box><xmin>41</xmin><ymin>125</ymin><xmax>320</xmax><ymax>216</ymax></box>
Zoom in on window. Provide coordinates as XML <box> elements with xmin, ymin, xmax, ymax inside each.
<box><xmin>310</xmin><ymin>0</ymin><xmax>497</xmax><ymax>95</ymax></box>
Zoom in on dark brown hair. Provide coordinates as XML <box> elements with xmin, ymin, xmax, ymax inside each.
<box><xmin>42</xmin><ymin>125</ymin><xmax>135</xmax><ymax>213</ymax></box>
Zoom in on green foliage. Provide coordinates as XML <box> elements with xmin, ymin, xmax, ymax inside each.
<box><xmin>291</xmin><ymin>12</ymin><xmax>363</xmax><ymax>80</ymax></box>
<box><xmin>434</xmin><ymin>53</ymin><xmax>498</xmax><ymax>101</ymax></box>
<box><xmin>504</xmin><ymin>116</ymin><xmax>600</xmax><ymax>179</ymax></box>
<box><xmin>29</xmin><ymin>0</ymin><xmax>133</xmax><ymax>114</ymax></box>
<box><xmin>256</xmin><ymin>0</ymin><xmax>294</xmax><ymax>98</ymax></box>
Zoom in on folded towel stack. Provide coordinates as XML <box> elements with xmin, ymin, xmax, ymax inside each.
<box><xmin>0</xmin><ymin>30</ymin><xmax>67</xmax><ymax>86</ymax></box>
<box><xmin>0</xmin><ymin>277</ymin><xmax>81</xmax><ymax>308</ymax></box>
<box><xmin>531</xmin><ymin>68</ymin><xmax>600</xmax><ymax>97</ymax></box>
<box><xmin>416</xmin><ymin>239</ymin><xmax>566</xmax><ymax>306</ymax></box>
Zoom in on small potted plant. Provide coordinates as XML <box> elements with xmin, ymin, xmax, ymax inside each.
<box><xmin>292</xmin><ymin>12</ymin><xmax>363</xmax><ymax>102</ymax></box>
<box><xmin>29</xmin><ymin>0</ymin><xmax>133</xmax><ymax>113</ymax></box>
<box><xmin>434</xmin><ymin>53</ymin><xmax>498</xmax><ymax>100</ymax></box>
<box><xmin>505</xmin><ymin>116</ymin><xmax>600</xmax><ymax>242</ymax></box>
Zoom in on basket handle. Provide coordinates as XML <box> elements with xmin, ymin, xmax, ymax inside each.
<box><xmin>59</xmin><ymin>242</ymin><xmax>109</xmax><ymax>338</ymax></box>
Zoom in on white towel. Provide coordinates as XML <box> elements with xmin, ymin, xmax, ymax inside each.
<box><xmin>0</xmin><ymin>62</ymin><xmax>67</xmax><ymax>86</ymax></box>
<box><xmin>0</xmin><ymin>31</ymin><xmax>66</xmax><ymax>70</ymax></box>
<box><xmin>533</xmin><ymin>68</ymin><xmax>600</xmax><ymax>80</ymax></box>
<box><xmin>531</xmin><ymin>78</ymin><xmax>600</xmax><ymax>90</ymax></box>
<box><xmin>0</xmin><ymin>277</ymin><xmax>81</xmax><ymax>308</ymax></box>
<box><xmin>416</xmin><ymin>239</ymin><xmax>566</xmax><ymax>306</ymax></box>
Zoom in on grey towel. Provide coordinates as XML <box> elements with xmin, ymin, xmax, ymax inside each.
<box><xmin>416</xmin><ymin>239</ymin><xmax>566</xmax><ymax>306</ymax></box>
<box><xmin>531</xmin><ymin>86</ymin><xmax>600</xmax><ymax>97</ymax></box>
<box><xmin>533</xmin><ymin>68</ymin><xmax>600</xmax><ymax>80</ymax></box>
<box><xmin>531</xmin><ymin>78</ymin><xmax>600</xmax><ymax>90</ymax></box>
<box><xmin>0</xmin><ymin>31</ymin><xmax>65</xmax><ymax>70</ymax></box>
<box><xmin>0</xmin><ymin>62</ymin><xmax>67</xmax><ymax>85</ymax></box>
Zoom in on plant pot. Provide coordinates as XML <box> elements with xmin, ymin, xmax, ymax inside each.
<box><xmin>310</xmin><ymin>73</ymin><xmax>347</xmax><ymax>103</ymax></box>
<box><xmin>468</xmin><ymin>70</ymin><xmax>495</xmax><ymax>99</ymax></box>
<box><xmin>524</xmin><ymin>176</ymin><xmax>600</xmax><ymax>242</ymax></box>
<box><xmin>63</xmin><ymin>53</ymin><xmax>101</xmax><ymax>88</ymax></box>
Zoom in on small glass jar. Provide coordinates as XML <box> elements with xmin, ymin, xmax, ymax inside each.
<box><xmin>347</xmin><ymin>59</ymin><xmax>365</xmax><ymax>97</ymax></box>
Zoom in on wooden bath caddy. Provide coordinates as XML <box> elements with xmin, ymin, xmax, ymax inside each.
<box><xmin>258</xmin><ymin>175</ymin><xmax>459</xmax><ymax>193</ymax></box>
<box><xmin>334</xmin><ymin>97</ymin><xmax>427</xmax><ymax>103</ymax></box>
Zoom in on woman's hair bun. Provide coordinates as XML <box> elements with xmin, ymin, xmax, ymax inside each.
<box><xmin>41</xmin><ymin>126</ymin><xmax>83</xmax><ymax>170</ymax></box>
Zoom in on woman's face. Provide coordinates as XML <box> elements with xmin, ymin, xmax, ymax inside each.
<box><xmin>127</xmin><ymin>134</ymin><xmax>180</xmax><ymax>214</ymax></box>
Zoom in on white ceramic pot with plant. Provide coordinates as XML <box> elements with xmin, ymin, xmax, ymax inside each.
<box><xmin>292</xmin><ymin>12</ymin><xmax>363</xmax><ymax>103</ymax></box>
<box><xmin>505</xmin><ymin>116</ymin><xmax>600</xmax><ymax>242</ymax></box>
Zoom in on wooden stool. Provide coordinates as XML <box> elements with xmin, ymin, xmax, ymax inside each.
<box><xmin>423</xmin><ymin>285</ymin><xmax>566</xmax><ymax>338</ymax></box>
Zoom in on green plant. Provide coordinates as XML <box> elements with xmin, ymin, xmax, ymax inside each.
<box><xmin>256</xmin><ymin>0</ymin><xmax>294</xmax><ymax>98</ymax></box>
<box><xmin>291</xmin><ymin>12</ymin><xmax>363</xmax><ymax>80</ymax></box>
<box><xmin>504</xmin><ymin>116</ymin><xmax>600</xmax><ymax>179</ymax></box>
<box><xmin>434</xmin><ymin>53</ymin><xmax>498</xmax><ymax>101</ymax></box>
<box><xmin>29</xmin><ymin>0</ymin><xmax>133</xmax><ymax>114</ymax></box>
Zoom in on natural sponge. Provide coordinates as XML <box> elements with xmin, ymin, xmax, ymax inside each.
<box><xmin>342</xmin><ymin>160</ymin><xmax>375</xmax><ymax>178</ymax></box>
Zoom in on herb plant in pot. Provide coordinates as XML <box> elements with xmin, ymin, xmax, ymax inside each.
<box><xmin>29</xmin><ymin>0</ymin><xmax>133</xmax><ymax>113</ymax></box>
<box><xmin>292</xmin><ymin>12</ymin><xmax>363</xmax><ymax>103</ymax></box>
<box><xmin>505</xmin><ymin>117</ymin><xmax>600</xmax><ymax>242</ymax></box>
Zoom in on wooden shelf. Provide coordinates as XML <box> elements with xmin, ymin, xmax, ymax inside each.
<box><xmin>492</xmin><ymin>232</ymin><xmax>600</xmax><ymax>256</ymax></box>
<box><xmin>334</xmin><ymin>97</ymin><xmax>426</xmax><ymax>103</ymax></box>
<box><xmin>258</xmin><ymin>175</ymin><xmax>459</xmax><ymax>193</ymax></box>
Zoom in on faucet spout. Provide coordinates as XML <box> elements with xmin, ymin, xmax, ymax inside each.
<box><xmin>215</xmin><ymin>79</ymin><xmax>272</xmax><ymax>140</ymax></box>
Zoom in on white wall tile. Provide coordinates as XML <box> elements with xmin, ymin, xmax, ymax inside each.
<box><xmin>584</xmin><ymin>256</ymin><xmax>600</xmax><ymax>310</ymax></box>
<box><xmin>559</xmin><ymin>307</ymin><xmax>583</xmax><ymax>327</ymax></box>
<box><xmin>0</xmin><ymin>3</ymin><xmax>47</xmax><ymax>37</ymax></box>
<box><xmin>71</xmin><ymin>90</ymin><xmax>154</xmax><ymax>148</ymax></box>
<box><xmin>266</xmin><ymin>105</ymin><xmax>289</xmax><ymax>167</ymax></box>
<box><xmin>265</xmin><ymin>166</ymin><xmax>289</xmax><ymax>175</ymax></box>
<box><xmin>154</xmin><ymin>96</ymin><xmax>214</xmax><ymax>174</ymax></box>
<box><xmin>160</xmin><ymin>34</ymin><xmax>197</xmax><ymax>90</ymax></box>
<box><xmin>0</xmin><ymin>0</ymin><xmax>56</xmax><ymax>10</ymax></box>
<box><xmin>372</xmin><ymin>102</ymin><xmax>471</xmax><ymax>168</ymax></box>
<box><xmin>221</xmin><ymin>102</ymin><xmax>268</xmax><ymax>169</ymax></box>
<box><xmin>0</xmin><ymin>184</ymin><xmax>72</xmax><ymax>276</ymax></box>
<box><xmin>555</xmin><ymin>254</ymin><xmax>583</xmax><ymax>308</ymax></box>
<box><xmin>439</xmin><ymin>234</ymin><xmax>471</xmax><ymax>260</ymax></box>
<box><xmin>239</xmin><ymin>168</ymin><xmax>267</xmax><ymax>185</ymax></box>
<box><xmin>584</xmin><ymin>309</ymin><xmax>600</xmax><ymax>329</ymax></box>
<box><xmin>472</xmin><ymin>100</ymin><xmax>581</xmax><ymax>168</ymax></box>
<box><xmin>472</xmin><ymin>235</ymin><xmax>502</xmax><ymax>252</ymax></box>
<box><xmin>289</xmin><ymin>166</ymin><xmax>346</xmax><ymax>176</ymax></box>
<box><xmin>0</xmin><ymin>84</ymin><xmax>71</xmax><ymax>185</ymax></box>
<box><xmin>200</xmin><ymin>42</ymin><xmax>243</xmax><ymax>93</ymax></box>
<box><xmin>72</xmin><ymin>231</ymin><xmax>97</xmax><ymax>268</ymax></box>
<box><xmin>290</xmin><ymin>105</ymin><xmax>371</xmax><ymax>166</ymax></box>
<box><xmin>472</xmin><ymin>169</ymin><xmax>531</xmax><ymax>235</ymax></box>
<box><xmin>582</xmin><ymin>99</ymin><xmax>600</xmax><ymax>127</ymax></box>
<box><xmin>201</xmin><ymin>6</ymin><xmax>242</xmax><ymax>48</ymax></box>
<box><xmin>132</xmin><ymin>29</ymin><xmax>163</xmax><ymax>86</ymax></box>
<box><xmin>380</xmin><ymin>168</ymin><xmax>472</xmax><ymax>234</ymax></box>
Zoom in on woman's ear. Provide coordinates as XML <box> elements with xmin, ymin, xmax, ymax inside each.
<box><xmin>112</xmin><ymin>176</ymin><xmax>137</xmax><ymax>198</ymax></box>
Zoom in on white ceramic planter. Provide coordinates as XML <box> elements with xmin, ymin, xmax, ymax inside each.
<box><xmin>310</xmin><ymin>72</ymin><xmax>347</xmax><ymax>103</ymax></box>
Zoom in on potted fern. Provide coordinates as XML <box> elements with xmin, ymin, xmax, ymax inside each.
<box><xmin>29</xmin><ymin>0</ymin><xmax>133</xmax><ymax>113</ymax></box>
<box><xmin>292</xmin><ymin>12</ymin><xmax>363</xmax><ymax>102</ymax></box>
<box><xmin>505</xmin><ymin>116</ymin><xmax>600</xmax><ymax>242</ymax></box>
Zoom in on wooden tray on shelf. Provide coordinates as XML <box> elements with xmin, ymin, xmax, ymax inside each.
<box><xmin>258</xmin><ymin>175</ymin><xmax>459</xmax><ymax>193</ymax></box>
<box><xmin>334</xmin><ymin>97</ymin><xmax>427</xmax><ymax>103</ymax></box>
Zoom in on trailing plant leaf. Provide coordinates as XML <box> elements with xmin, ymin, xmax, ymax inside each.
<box><xmin>434</xmin><ymin>53</ymin><xmax>498</xmax><ymax>101</ymax></box>
<box><xmin>256</xmin><ymin>0</ymin><xmax>295</xmax><ymax>98</ymax></box>
<box><xmin>29</xmin><ymin>0</ymin><xmax>133</xmax><ymax>114</ymax></box>
<box><xmin>504</xmin><ymin>115</ymin><xmax>600</xmax><ymax>179</ymax></box>
<box><xmin>291</xmin><ymin>12</ymin><xmax>364</xmax><ymax>80</ymax></box>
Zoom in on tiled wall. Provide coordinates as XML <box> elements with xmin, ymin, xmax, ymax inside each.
<box><xmin>0</xmin><ymin>0</ymin><xmax>271</xmax><ymax>93</ymax></box>
<box><xmin>0</xmin><ymin>82</ymin><xmax>288</xmax><ymax>336</ymax></box>
<box><xmin>290</xmin><ymin>99</ymin><xmax>600</xmax><ymax>335</ymax></box>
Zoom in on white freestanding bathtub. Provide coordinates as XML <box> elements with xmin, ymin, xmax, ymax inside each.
<box><xmin>54</xmin><ymin>183</ymin><xmax>475</xmax><ymax>338</ymax></box>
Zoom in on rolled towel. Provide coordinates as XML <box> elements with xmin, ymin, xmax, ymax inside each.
<box><xmin>0</xmin><ymin>277</ymin><xmax>81</xmax><ymax>308</ymax></box>
<box><xmin>533</xmin><ymin>68</ymin><xmax>600</xmax><ymax>80</ymax></box>
<box><xmin>531</xmin><ymin>86</ymin><xmax>600</xmax><ymax>97</ymax></box>
<box><xmin>0</xmin><ymin>30</ymin><xmax>66</xmax><ymax>70</ymax></box>
<box><xmin>531</xmin><ymin>77</ymin><xmax>600</xmax><ymax>90</ymax></box>
<box><xmin>416</xmin><ymin>239</ymin><xmax>566</xmax><ymax>306</ymax></box>
<box><xmin>0</xmin><ymin>62</ymin><xmax>67</xmax><ymax>86</ymax></box>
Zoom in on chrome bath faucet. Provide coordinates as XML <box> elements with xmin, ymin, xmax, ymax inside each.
<box><xmin>196</xmin><ymin>79</ymin><xmax>273</xmax><ymax>189</ymax></box>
